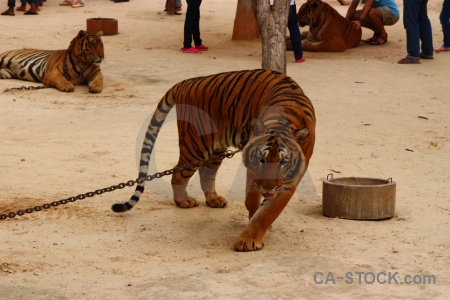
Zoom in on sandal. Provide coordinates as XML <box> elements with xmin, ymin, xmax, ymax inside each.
<box><xmin>71</xmin><ymin>1</ymin><xmax>84</xmax><ymax>7</ymax></box>
<box><xmin>363</xmin><ymin>33</ymin><xmax>379</xmax><ymax>44</ymax></box>
<box><xmin>434</xmin><ymin>45</ymin><xmax>450</xmax><ymax>53</ymax></box>
<box><xmin>370</xmin><ymin>34</ymin><xmax>387</xmax><ymax>45</ymax></box>
<box><xmin>420</xmin><ymin>53</ymin><xmax>434</xmax><ymax>59</ymax></box>
<box><xmin>398</xmin><ymin>57</ymin><xmax>421</xmax><ymax>64</ymax></box>
<box><xmin>1</xmin><ymin>9</ymin><xmax>15</xmax><ymax>15</ymax></box>
<box><xmin>59</xmin><ymin>0</ymin><xmax>72</xmax><ymax>6</ymax></box>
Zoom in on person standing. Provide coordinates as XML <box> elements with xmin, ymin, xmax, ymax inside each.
<box><xmin>398</xmin><ymin>0</ymin><xmax>433</xmax><ymax>64</ymax></box>
<box><xmin>435</xmin><ymin>0</ymin><xmax>450</xmax><ymax>52</ymax></box>
<box><xmin>345</xmin><ymin>0</ymin><xmax>399</xmax><ymax>45</ymax></box>
<box><xmin>288</xmin><ymin>0</ymin><xmax>305</xmax><ymax>63</ymax></box>
<box><xmin>181</xmin><ymin>0</ymin><xmax>208</xmax><ymax>53</ymax></box>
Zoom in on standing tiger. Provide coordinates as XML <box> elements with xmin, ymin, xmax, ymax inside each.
<box><xmin>297</xmin><ymin>0</ymin><xmax>361</xmax><ymax>52</ymax></box>
<box><xmin>112</xmin><ymin>69</ymin><xmax>316</xmax><ymax>252</ymax></box>
<box><xmin>0</xmin><ymin>30</ymin><xmax>104</xmax><ymax>93</ymax></box>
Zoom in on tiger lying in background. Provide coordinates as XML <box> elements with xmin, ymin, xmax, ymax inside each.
<box><xmin>297</xmin><ymin>0</ymin><xmax>361</xmax><ymax>52</ymax></box>
<box><xmin>0</xmin><ymin>30</ymin><xmax>104</xmax><ymax>93</ymax></box>
<box><xmin>112</xmin><ymin>69</ymin><xmax>316</xmax><ymax>252</ymax></box>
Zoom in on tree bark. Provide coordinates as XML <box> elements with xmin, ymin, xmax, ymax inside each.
<box><xmin>232</xmin><ymin>0</ymin><xmax>260</xmax><ymax>41</ymax></box>
<box><xmin>167</xmin><ymin>0</ymin><xmax>175</xmax><ymax>15</ymax></box>
<box><xmin>253</xmin><ymin>0</ymin><xmax>289</xmax><ymax>74</ymax></box>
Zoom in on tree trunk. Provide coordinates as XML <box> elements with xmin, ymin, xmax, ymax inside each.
<box><xmin>253</xmin><ymin>0</ymin><xmax>289</xmax><ymax>74</ymax></box>
<box><xmin>167</xmin><ymin>0</ymin><xmax>175</xmax><ymax>15</ymax></box>
<box><xmin>232</xmin><ymin>0</ymin><xmax>260</xmax><ymax>41</ymax></box>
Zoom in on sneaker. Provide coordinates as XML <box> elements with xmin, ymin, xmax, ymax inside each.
<box><xmin>195</xmin><ymin>45</ymin><xmax>208</xmax><ymax>51</ymax></box>
<box><xmin>181</xmin><ymin>47</ymin><xmax>201</xmax><ymax>53</ymax></box>
<box><xmin>295</xmin><ymin>57</ymin><xmax>305</xmax><ymax>63</ymax></box>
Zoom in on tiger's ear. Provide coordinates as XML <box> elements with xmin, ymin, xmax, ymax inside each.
<box><xmin>294</xmin><ymin>128</ymin><xmax>309</xmax><ymax>144</ymax></box>
<box><xmin>78</xmin><ymin>30</ymin><xmax>87</xmax><ymax>38</ymax></box>
<box><xmin>251</xmin><ymin>119</ymin><xmax>266</xmax><ymax>137</ymax></box>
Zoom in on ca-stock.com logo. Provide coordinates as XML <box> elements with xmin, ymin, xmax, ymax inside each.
<box><xmin>313</xmin><ymin>271</ymin><xmax>437</xmax><ymax>285</ymax></box>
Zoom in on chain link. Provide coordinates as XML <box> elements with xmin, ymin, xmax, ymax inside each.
<box><xmin>0</xmin><ymin>150</ymin><xmax>240</xmax><ymax>220</ymax></box>
<box><xmin>4</xmin><ymin>85</ymin><xmax>52</xmax><ymax>92</ymax></box>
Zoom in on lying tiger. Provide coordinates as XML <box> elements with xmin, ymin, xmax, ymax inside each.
<box><xmin>0</xmin><ymin>30</ymin><xmax>104</xmax><ymax>93</ymax></box>
<box><xmin>297</xmin><ymin>0</ymin><xmax>361</xmax><ymax>52</ymax></box>
<box><xmin>112</xmin><ymin>69</ymin><xmax>316</xmax><ymax>252</ymax></box>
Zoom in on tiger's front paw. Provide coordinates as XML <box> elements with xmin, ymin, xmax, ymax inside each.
<box><xmin>174</xmin><ymin>197</ymin><xmax>199</xmax><ymax>208</ymax></box>
<box><xmin>234</xmin><ymin>236</ymin><xmax>264</xmax><ymax>252</ymax></box>
<box><xmin>88</xmin><ymin>84</ymin><xmax>102</xmax><ymax>94</ymax></box>
<box><xmin>206</xmin><ymin>195</ymin><xmax>227</xmax><ymax>208</ymax></box>
<box><xmin>56</xmin><ymin>82</ymin><xmax>75</xmax><ymax>93</ymax></box>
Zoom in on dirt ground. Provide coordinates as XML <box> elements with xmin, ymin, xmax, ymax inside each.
<box><xmin>1</xmin><ymin>0</ymin><xmax>449</xmax><ymax>299</ymax></box>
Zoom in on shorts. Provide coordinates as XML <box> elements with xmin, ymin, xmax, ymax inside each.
<box><xmin>358</xmin><ymin>6</ymin><xmax>399</xmax><ymax>26</ymax></box>
<box><xmin>379</xmin><ymin>6</ymin><xmax>399</xmax><ymax>26</ymax></box>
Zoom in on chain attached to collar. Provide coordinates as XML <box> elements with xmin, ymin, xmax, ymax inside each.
<box><xmin>0</xmin><ymin>150</ymin><xmax>240</xmax><ymax>220</ymax></box>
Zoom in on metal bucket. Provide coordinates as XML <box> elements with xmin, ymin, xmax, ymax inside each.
<box><xmin>87</xmin><ymin>18</ymin><xmax>118</xmax><ymax>36</ymax></box>
<box><xmin>322</xmin><ymin>174</ymin><xmax>396</xmax><ymax>220</ymax></box>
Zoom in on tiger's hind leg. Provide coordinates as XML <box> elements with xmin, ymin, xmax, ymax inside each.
<box><xmin>199</xmin><ymin>156</ymin><xmax>227</xmax><ymax>208</ymax></box>
<box><xmin>171</xmin><ymin>163</ymin><xmax>200</xmax><ymax>208</ymax></box>
<box><xmin>0</xmin><ymin>69</ymin><xmax>14</xmax><ymax>79</ymax></box>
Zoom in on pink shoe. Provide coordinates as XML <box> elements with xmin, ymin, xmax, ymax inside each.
<box><xmin>181</xmin><ymin>47</ymin><xmax>201</xmax><ymax>53</ymax></box>
<box><xmin>295</xmin><ymin>57</ymin><xmax>305</xmax><ymax>63</ymax></box>
<box><xmin>195</xmin><ymin>45</ymin><xmax>208</xmax><ymax>51</ymax></box>
<box><xmin>435</xmin><ymin>45</ymin><xmax>450</xmax><ymax>53</ymax></box>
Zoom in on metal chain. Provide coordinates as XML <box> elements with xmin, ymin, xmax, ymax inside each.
<box><xmin>4</xmin><ymin>85</ymin><xmax>52</xmax><ymax>92</ymax></box>
<box><xmin>0</xmin><ymin>149</ymin><xmax>240</xmax><ymax>220</ymax></box>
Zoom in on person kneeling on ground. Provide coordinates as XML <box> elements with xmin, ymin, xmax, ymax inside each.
<box><xmin>345</xmin><ymin>0</ymin><xmax>400</xmax><ymax>45</ymax></box>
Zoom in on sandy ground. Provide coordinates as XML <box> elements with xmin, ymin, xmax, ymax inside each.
<box><xmin>1</xmin><ymin>0</ymin><xmax>449</xmax><ymax>299</ymax></box>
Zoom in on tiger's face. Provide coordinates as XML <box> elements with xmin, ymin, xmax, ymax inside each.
<box><xmin>71</xmin><ymin>30</ymin><xmax>104</xmax><ymax>65</ymax></box>
<box><xmin>242</xmin><ymin>119</ymin><xmax>308</xmax><ymax>199</ymax></box>
<box><xmin>298</xmin><ymin>0</ymin><xmax>323</xmax><ymax>27</ymax></box>
<box><xmin>297</xmin><ymin>2</ymin><xmax>311</xmax><ymax>27</ymax></box>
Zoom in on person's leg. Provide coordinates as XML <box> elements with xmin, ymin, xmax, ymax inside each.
<box><xmin>25</xmin><ymin>0</ymin><xmax>38</xmax><ymax>13</ymax></box>
<box><xmin>287</xmin><ymin>4</ymin><xmax>303</xmax><ymax>61</ymax></box>
<box><xmin>403</xmin><ymin>0</ymin><xmax>420</xmax><ymax>59</ymax></box>
<box><xmin>183</xmin><ymin>0</ymin><xmax>195</xmax><ymax>48</ymax></box>
<box><xmin>2</xmin><ymin>0</ymin><xmax>16</xmax><ymax>15</ymax></box>
<box><xmin>440</xmin><ymin>0</ymin><xmax>450</xmax><ymax>47</ymax></box>
<box><xmin>356</xmin><ymin>9</ymin><xmax>379</xmax><ymax>40</ymax></box>
<box><xmin>192</xmin><ymin>0</ymin><xmax>202</xmax><ymax>47</ymax></box>
<box><xmin>418</xmin><ymin>0</ymin><xmax>433</xmax><ymax>57</ymax></box>
<box><xmin>367</xmin><ymin>7</ymin><xmax>387</xmax><ymax>39</ymax></box>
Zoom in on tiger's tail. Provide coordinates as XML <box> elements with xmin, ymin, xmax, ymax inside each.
<box><xmin>111</xmin><ymin>89</ymin><xmax>176</xmax><ymax>213</ymax></box>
